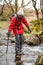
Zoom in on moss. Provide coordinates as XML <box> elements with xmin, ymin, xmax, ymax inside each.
<box><xmin>24</xmin><ymin>28</ymin><xmax>29</xmax><ymax>34</ymax></box>
<box><xmin>0</xmin><ymin>21</ymin><xmax>8</xmax><ymax>30</ymax></box>
<box><xmin>0</xmin><ymin>43</ymin><xmax>3</xmax><ymax>46</ymax></box>
<box><xmin>35</xmin><ymin>55</ymin><xmax>43</xmax><ymax>65</ymax></box>
<box><xmin>29</xmin><ymin>19</ymin><xmax>43</xmax><ymax>36</ymax></box>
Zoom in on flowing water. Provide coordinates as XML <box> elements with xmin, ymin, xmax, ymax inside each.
<box><xmin>0</xmin><ymin>43</ymin><xmax>43</xmax><ymax>65</ymax></box>
<box><xmin>0</xmin><ymin>29</ymin><xmax>43</xmax><ymax>65</ymax></box>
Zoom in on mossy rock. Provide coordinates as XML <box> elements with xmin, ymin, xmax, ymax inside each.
<box><xmin>0</xmin><ymin>43</ymin><xmax>3</xmax><ymax>46</ymax></box>
<box><xmin>35</xmin><ymin>55</ymin><xmax>43</xmax><ymax>65</ymax></box>
<box><xmin>24</xmin><ymin>34</ymin><xmax>41</xmax><ymax>46</ymax></box>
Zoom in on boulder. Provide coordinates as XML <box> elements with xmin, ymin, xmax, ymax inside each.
<box><xmin>24</xmin><ymin>34</ymin><xmax>41</xmax><ymax>45</ymax></box>
<box><xmin>35</xmin><ymin>55</ymin><xmax>43</xmax><ymax>65</ymax></box>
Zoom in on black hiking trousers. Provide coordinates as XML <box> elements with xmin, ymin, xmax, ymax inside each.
<box><xmin>15</xmin><ymin>34</ymin><xmax>24</xmax><ymax>55</ymax></box>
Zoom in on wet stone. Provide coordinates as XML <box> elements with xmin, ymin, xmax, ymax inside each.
<box><xmin>24</xmin><ymin>34</ymin><xmax>41</xmax><ymax>45</ymax></box>
<box><xmin>35</xmin><ymin>55</ymin><xmax>43</xmax><ymax>65</ymax></box>
<box><xmin>0</xmin><ymin>51</ymin><xmax>4</xmax><ymax>58</ymax></box>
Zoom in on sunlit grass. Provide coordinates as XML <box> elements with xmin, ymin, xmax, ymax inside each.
<box><xmin>0</xmin><ymin>21</ymin><xmax>8</xmax><ymax>30</ymax></box>
<box><xmin>24</xmin><ymin>19</ymin><xmax>43</xmax><ymax>37</ymax></box>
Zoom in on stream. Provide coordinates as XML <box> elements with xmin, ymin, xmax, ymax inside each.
<box><xmin>0</xmin><ymin>29</ymin><xmax>43</xmax><ymax>65</ymax></box>
<box><xmin>0</xmin><ymin>43</ymin><xmax>43</xmax><ymax>65</ymax></box>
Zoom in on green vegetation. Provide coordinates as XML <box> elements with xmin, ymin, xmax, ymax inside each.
<box><xmin>24</xmin><ymin>19</ymin><xmax>43</xmax><ymax>37</ymax></box>
<box><xmin>0</xmin><ymin>21</ymin><xmax>8</xmax><ymax>30</ymax></box>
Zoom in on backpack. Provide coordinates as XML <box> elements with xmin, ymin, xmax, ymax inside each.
<box><xmin>10</xmin><ymin>14</ymin><xmax>17</xmax><ymax>21</ymax></box>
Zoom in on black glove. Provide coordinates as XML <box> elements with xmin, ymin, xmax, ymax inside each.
<box><xmin>28</xmin><ymin>26</ymin><xmax>31</xmax><ymax>33</ymax></box>
<box><xmin>7</xmin><ymin>32</ymin><xmax>10</xmax><ymax>37</ymax></box>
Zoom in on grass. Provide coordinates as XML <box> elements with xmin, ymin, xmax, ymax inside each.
<box><xmin>0</xmin><ymin>21</ymin><xmax>8</xmax><ymax>30</ymax></box>
<box><xmin>24</xmin><ymin>19</ymin><xmax>43</xmax><ymax>37</ymax></box>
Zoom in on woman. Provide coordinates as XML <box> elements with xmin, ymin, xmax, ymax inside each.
<box><xmin>7</xmin><ymin>8</ymin><xmax>31</xmax><ymax>61</ymax></box>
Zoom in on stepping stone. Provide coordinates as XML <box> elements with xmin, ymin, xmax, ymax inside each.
<box><xmin>24</xmin><ymin>34</ymin><xmax>41</xmax><ymax>46</ymax></box>
<box><xmin>15</xmin><ymin>61</ymin><xmax>23</xmax><ymax>65</ymax></box>
<box><xmin>35</xmin><ymin>55</ymin><xmax>43</xmax><ymax>65</ymax></box>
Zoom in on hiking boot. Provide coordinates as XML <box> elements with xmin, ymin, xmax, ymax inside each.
<box><xmin>16</xmin><ymin>60</ymin><xmax>23</xmax><ymax>65</ymax></box>
<box><xmin>15</xmin><ymin>54</ymin><xmax>21</xmax><ymax>62</ymax></box>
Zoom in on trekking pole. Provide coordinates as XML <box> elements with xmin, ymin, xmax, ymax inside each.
<box><xmin>6</xmin><ymin>35</ymin><xmax>9</xmax><ymax>54</ymax></box>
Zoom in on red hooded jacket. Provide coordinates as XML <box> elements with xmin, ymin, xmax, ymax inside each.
<box><xmin>8</xmin><ymin>16</ymin><xmax>29</xmax><ymax>35</ymax></box>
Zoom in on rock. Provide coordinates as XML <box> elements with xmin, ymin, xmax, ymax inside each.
<box><xmin>0</xmin><ymin>51</ymin><xmax>4</xmax><ymax>58</ymax></box>
<box><xmin>0</xmin><ymin>38</ymin><xmax>5</xmax><ymax>45</ymax></box>
<box><xmin>0</xmin><ymin>41</ymin><xmax>4</xmax><ymax>45</ymax></box>
<box><xmin>40</xmin><ymin>37</ymin><xmax>43</xmax><ymax>43</ymax></box>
<box><xmin>10</xmin><ymin>37</ymin><xmax>15</xmax><ymax>43</ymax></box>
<box><xmin>16</xmin><ymin>61</ymin><xmax>23</xmax><ymax>65</ymax></box>
<box><xmin>24</xmin><ymin>34</ymin><xmax>41</xmax><ymax>45</ymax></box>
<box><xmin>4</xmin><ymin>37</ymin><xmax>15</xmax><ymax>43</ymax></box>
<box><xmin>35</xmin><ymin>55</ymin><xmax>43</xmax><ymax>65</ymax></box>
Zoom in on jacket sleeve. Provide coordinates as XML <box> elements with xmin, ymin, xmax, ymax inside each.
<box><xmin>23</xmin><ymin>17</ymin><xmax>29</xmax><ymax>28</ymax></box>
<box><xmin>8</xmin><ymin>17</ymin><xmax>16</xmax><ymax>32</ymax></box>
